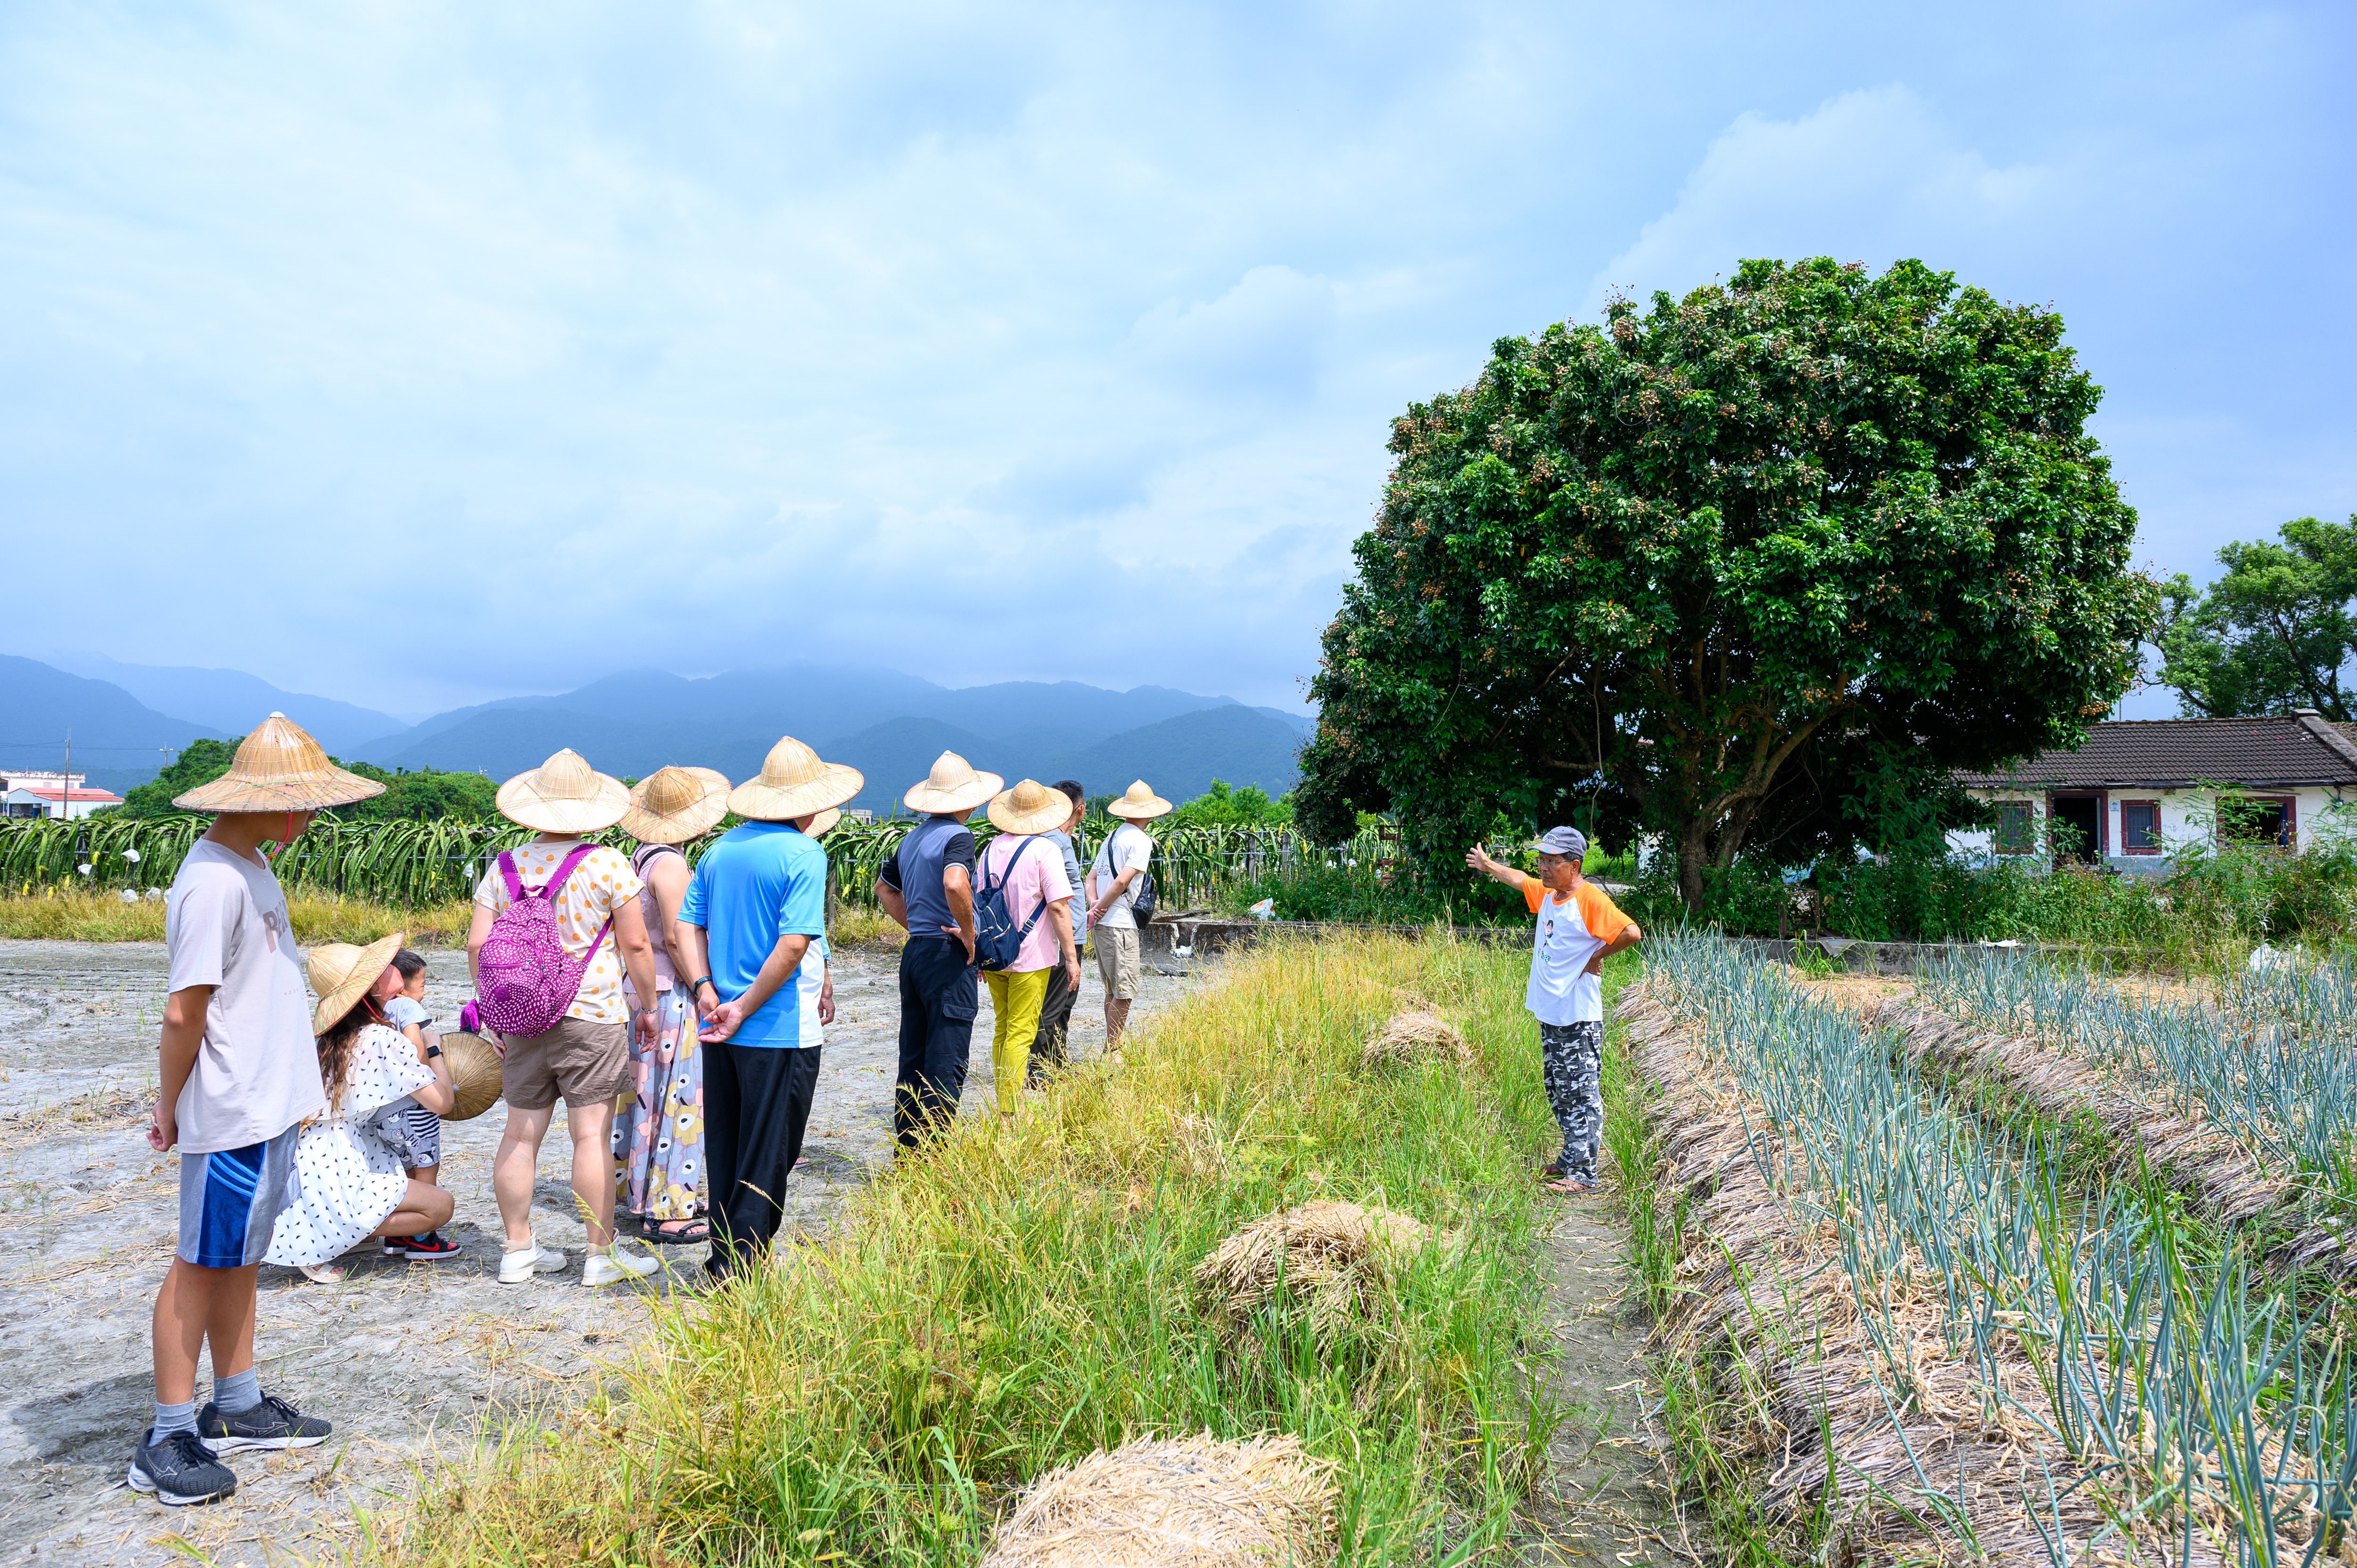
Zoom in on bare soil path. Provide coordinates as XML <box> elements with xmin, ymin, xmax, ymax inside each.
<box><xmin>0</xmin><ymin>937</ymin><xmax>1209</xmax><ymax>1568</ymax></box>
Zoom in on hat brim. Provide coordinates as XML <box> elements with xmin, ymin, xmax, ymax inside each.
<box><xmin>310</xmin><ymin>930</ymin><xmax>405</xmax><ymax>1037</ymax></box>
<box><xmin>805</xmin><ymin>806</ymin><xmax>841</xmax><ymax>838</ymax></box>
<box><xmin>619</xmin><ymin>766</ymin><xmax>732</xmax><ymax>844</ymax></box>
<box><xmin>436</xmin><ymin>1032</ymin><xmax>506</xmax><ymax>1121</ymax></box>
<box><xmin>904</xmin><ymin>772</ymin><xmax>1003</xmax><ymax>816</ymax></box>
<box><xmin>987</xmin><ymin>788</ymin><xmax>1073</xmax><ymax>836</ymax></box>
<box><xmin>1108</xmin><ymin>794</ymin><xmax>1173</xmax><ymax>820</ymax></box>
<box><xmin>496</xmin><ymin>769</ymin><xmax>634</xmax><ymax>835</ymax></box>
<box><xmin>175</xmin><ymin>771</ymin><xmax>386</xmax><ymax>813</ymax></box>
<box><xmin>728</xmin><ymin>763</ymin><xmax>864</xmax><ymax>822</ymax></box>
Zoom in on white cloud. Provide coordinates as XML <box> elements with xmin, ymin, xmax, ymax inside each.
<box><xmin>1584</xmin><ymin>85</ymin><xmax>2060</xmax><ymax>314</ymax></box>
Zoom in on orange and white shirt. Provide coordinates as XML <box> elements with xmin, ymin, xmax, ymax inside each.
<box><xmin>1521</xmin><ymin>876</ymin><xmax>1632</xmax><ymax>1025</ymax></box>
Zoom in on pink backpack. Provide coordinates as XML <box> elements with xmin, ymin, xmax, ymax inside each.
<box><xmin>476</xmin><ymin>846</ymin><xmax>610</xmax><ymax>1039</ymax></box>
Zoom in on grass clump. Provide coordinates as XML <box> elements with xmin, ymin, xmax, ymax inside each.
<box><xmin>0</xmin><ymin>889</ymin><xmax>478</xmax><ymax>946</ymax></box>
<box><xmin>376</xmin><ymin>933</ymin><xmax>1565</xmax><ymax>1568</ymax></box>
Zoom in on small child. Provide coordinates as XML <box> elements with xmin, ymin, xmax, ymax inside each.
<box><xmin>379</xmin><ymin>950</ymin><xmax>459</xmax><ymax>1260</ymax></box>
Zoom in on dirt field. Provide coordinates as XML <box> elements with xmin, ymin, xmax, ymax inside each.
<box><xmin>0</xmin><ymin>938</ymin><xmax>1206</xmax><ymax>1568</ymax></box>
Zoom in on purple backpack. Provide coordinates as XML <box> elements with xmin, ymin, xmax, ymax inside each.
<box><xmin>475</xmin><ymin>846</ymin><xmax>611</xmax><ymax>1039</ymax></box>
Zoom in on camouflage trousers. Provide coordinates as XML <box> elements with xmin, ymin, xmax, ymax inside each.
<box><xmin>1539</xmin><ymin>1020</ymin><xmax>1603</xmax><ymax>1180</ymax></box>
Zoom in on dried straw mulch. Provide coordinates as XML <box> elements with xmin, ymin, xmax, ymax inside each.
<box><xmin>980</xmin><ymin>1433</ymin><xmax>1338</xmax><ymax>1568</ymax></box>
<box><xmin>1621</xmin><ymin>982</ymin><xmax>2239</xmax><ymax>1567</ymax></box>
<box><xmin>1358</xmin><ymin>1009</ymin><xmax>1472</xmax><ymax>1071</ymax></box>
<box><xmin>1868</xmin><ymin>999</ymin><xmax>2286</xmax><ymax>1226</ymax></box>
<box><xmin>1195</xmin><ymin>1199</ymin><xmax>1442</xmax><ymax>1338</ymax></box>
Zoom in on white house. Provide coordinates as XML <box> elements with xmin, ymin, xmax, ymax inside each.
<box><xmin>1948</xmin><ymin>712</ymin><xmax>2357</xmax><ymax>872</ymax></box>
<box><xmin>0</xmin><ymin>774</ymin><xmax>123</xmax><ymax>820</ymax></box>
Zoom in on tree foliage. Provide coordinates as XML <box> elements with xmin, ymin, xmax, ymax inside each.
<box><xmin>1167</xmin><ymin>779</ymin><xmax>1292</xmax><ymax>829</ymax></box>
<box><xmin>2158</xmin><ymin>514</ymin><xmax>2357</xmax><ymax>720</ymax></box>
<box><xmin>113</xmin><ymin>739</ymin><xmax>238</xmax><ymax>817</ymax></box>
<box><xmin>108</xmin><ymin>743</ymin><xmax>500</xmax><ymax>823</ymax></box>
<box><xmin>1297</xmin><ymin>256</ymin><xmax>2157</xmax><ymax>903</ymax></box>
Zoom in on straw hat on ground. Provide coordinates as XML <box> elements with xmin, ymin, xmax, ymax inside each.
<box><xmin>619</xmin><ymin>765</ymin><xmax>731</xmax><ymax>844</ymax></box>
<box><xmin>496</xmin><ymin>749</ymin><xmax>633</xmax><ymax>835</ymax></box>
<box><xmin>306</xmin><ymin>933</ymin><xmax>405</xmax><ymax>1036</ymax></box>
<box><xmin>728</xmin><ymin>737</ymin><xmax>864</xmax><ymax>822</ymax></box>
<box><xmin>989</xmin><ymin>779</ymin><xmax>1072</xmax><ymax>836</ymax></box>
<box><xmin>805</xmin><ymin>806</ymin><xmax>841</xmax><ymax>837</ymax></box>
<box><xmin>1108</xmin><ymin>779</ymin><xmax>1173</xmax><ymax>821</ymax></box>
<box><xmin>173</xmin><ymin>713</ymin><xmax>386</xmax><ymax>813</ymax></box>
<box><xmin>904</xmin><ymin>751</ymin><xmax>1002</xmax><ymax>817</ymax></box>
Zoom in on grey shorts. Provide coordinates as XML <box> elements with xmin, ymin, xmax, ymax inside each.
<box><xmin>1093</xmin><ymin>925</ymin><xmax>1140</xmax><ymax>1001</ymax></box>
<box><xmin>502</xmin><ymin>1016</ymin><xmax>629</xmax><ymax>1110</ymax></box>
<box><xmin>178</xmin><ymin>1126</ymin><xmax>299</xmax><ymax>1269</ymax></box>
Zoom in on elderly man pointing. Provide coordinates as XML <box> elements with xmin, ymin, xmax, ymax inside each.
<box><xmin>1467</xmin><ymin>827</ymin><xmax>1640</xmax><ymax>1193</ymax></box>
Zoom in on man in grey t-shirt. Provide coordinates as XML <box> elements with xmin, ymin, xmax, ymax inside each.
<box><xmin>1027</xmin><ymin>780</ymin><xmax>1089</xmax><ymax>1084</ymax></box>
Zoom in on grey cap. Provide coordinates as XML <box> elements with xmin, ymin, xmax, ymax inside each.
<box><xmin>1529</xmin><ymin>825</ymin><xmax>1587</xmax><ymax>859</ymax></box>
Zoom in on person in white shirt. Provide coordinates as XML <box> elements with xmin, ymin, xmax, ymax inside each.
<box><xmin>1085</xmin><ymin>779</ymin><xmax>1170</xmax><ymax>1051</ymax></box>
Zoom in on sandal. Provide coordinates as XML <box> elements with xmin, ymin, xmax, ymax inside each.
<box><xmin>641</xmin><ymin>1215</ymin><xmax>710</xmax><ymax>1246</ymax></box>
<box><xmin>1544</xmin><ymin>1177</ymin><xmax>1600</xmax><ymax>1195</ymax></box>
<box><xmin>1537</xmin><ymin>1161</ymin><xmax>1568</xmax><ymax>1182</ymax></box>
<box><xmin>299</xmin><ymin>1261</ymin><xmax>348</xmax><ymax>1283</ymax></box>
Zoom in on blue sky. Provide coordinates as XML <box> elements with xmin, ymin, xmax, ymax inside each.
<box><xmin>1</xmin><ymin>1</ymin><xmax>2348</xmax><ymax>720</ymax></box>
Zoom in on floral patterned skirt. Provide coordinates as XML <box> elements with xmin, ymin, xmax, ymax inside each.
<box><xmin>612</xmin><ymin>986</ymin><xmax>705</xmax><ymax>1222</ymax></box>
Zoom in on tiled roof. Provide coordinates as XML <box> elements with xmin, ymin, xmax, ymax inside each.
<box><xmin>15</xmin><ymin>786</ymin><xmax>121</xmax><ymax>801</ymax></box>
<box><xmin>1956</xmin><ymin>715</ymin><xmax>2357</xmax><ymax>790</ymax></box>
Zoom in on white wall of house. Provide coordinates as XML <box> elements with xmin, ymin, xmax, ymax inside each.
<box><xmin>1947</xmin><ymin>784</ymin><xmax>2351</xmax><ymax>869</ymax></box>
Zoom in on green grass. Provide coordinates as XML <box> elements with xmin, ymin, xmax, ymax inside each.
<box><xmin>376</xmin><ymin>932</ymin><xmax>1571</xmax><ymax>1567</ymax></box>
<box><xmin>0</xmin><ymin>889</ymin><xmax>479</xmax><ymax>946</ymax></box>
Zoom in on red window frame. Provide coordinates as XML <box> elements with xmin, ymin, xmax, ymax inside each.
<box><xmin>2047</xmin><ymin>790</ymin><xmax>2108</xmax><ymax>860</ymax></box>
<box><xmin>2217</xmin><ymin>793</ymin><xmax>2296</xmax><ymax>850</ymax></box>
<box><xmin>2119</xmin><ymin>799</ymin><xmax>2162</xmax><ymax>854</ymax></box>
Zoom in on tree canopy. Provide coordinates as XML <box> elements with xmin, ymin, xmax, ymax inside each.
<box><xmin>2158</xmin><ymin>514</ymin><xmax>2357</xmax><ymax>720</ymax></box>
<box><xmin>113</xmin><ymin>739</ymin><xmax>239</xmax><ymax>817</ymax></box>
<box><xmin>1167</xmin><ymin>779</ymin><xmax>1292</xmax><ymax>829</ymax></box>
<box><xmin>107</xmin><ymin>744</ymin><xmax>501</xmax><ymax>822</ymax></box>
<box><xmin>1296</xmin><ymin>256</ymin><xmax>2156</xmax><ymax>903</ymax></box>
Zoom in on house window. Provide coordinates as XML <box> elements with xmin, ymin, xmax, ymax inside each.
<box><xmin>2121</xmin><ymin>800</ymin><xmax>2161</xmax><ymax>854</ymax></box>
<box><xmin>2219</xmin><ymin>795</ymin><xmax>2295</xmax><ymax>849</ymax></box>
<box><xmin>1993</xmin><ymin>802</ymin><xmax>2034</xmax><ymax>854</ymax></box>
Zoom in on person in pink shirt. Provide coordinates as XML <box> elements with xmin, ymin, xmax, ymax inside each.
<box><xmin>974</xmin><ymin>780</ymin><xmax>1080</xmax><ymax>1115</ymax></box>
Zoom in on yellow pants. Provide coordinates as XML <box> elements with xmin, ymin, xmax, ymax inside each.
<box><xmin>985</xmin><ymin>967</ymin><xmax>1052</xmax><ymax>1113</ymax></box>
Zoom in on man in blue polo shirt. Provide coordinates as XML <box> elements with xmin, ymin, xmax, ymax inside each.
<box><xmin>673</xmin><ymin>736</ymin><xmax>862</xmax><ymax>1281</ymax></box>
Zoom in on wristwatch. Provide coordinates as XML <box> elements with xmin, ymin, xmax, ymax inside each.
<box><xmin>424</xmin><ymin>1044</ymin><xmax>443</xmax><ymax>1059</ymax></box>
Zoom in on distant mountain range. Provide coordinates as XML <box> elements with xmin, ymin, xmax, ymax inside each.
<box><xmin>0</xmin><ymin>656</ymin><xmax>1313</xmax><ymax>809</ymax></box>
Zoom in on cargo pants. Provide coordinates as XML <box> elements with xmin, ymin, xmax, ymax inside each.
<box><xmin>1539</xmin><ymin>1020</ymin><xmax>1603</xmax><ymax>1181</ymax></box>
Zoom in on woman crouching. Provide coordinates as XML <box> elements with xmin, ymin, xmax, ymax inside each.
<box><xmin>265</xmin><ymin>934</ymin><xmax>457</xmax><ymax>1284</ymax></box>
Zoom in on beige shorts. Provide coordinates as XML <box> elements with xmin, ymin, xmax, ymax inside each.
<box><xmin>501</xmin><ymin>1016</ymin><xmax>628</xmax><ymax>1110</ymax></box>
<box><xmin>1093</xmin><ymin>924</ymin><xmax>1140</xmax><ymax>1001</ymax></box>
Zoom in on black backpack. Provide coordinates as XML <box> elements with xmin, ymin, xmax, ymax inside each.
<box><xmin>1100</xmin><ymin>824</ymin><xmax>1156</xmax><ymax>927</ymax></box>
<box><xmin>975</xmin><ymin>837</ymin><xmax>1047</xmax><ymax>972</ymax></box>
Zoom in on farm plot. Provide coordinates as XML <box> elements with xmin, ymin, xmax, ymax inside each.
<box><xmin>1623</xmin><ymin>934</ymin><xmax>2357</xmax><ymax>1566</ymax></box>
<box><xmin>1909</xmin><ymin>953</ymin><xmax>2357</xmax><ymax>1270</ymax></box>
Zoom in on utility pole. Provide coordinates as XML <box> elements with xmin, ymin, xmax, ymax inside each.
<box><xmin>60</xmin><ymin>728</ymin><xmax>70</xmax><ymax>821</ymax></box>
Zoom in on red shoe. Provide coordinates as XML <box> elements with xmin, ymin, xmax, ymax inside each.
<box><xmin>384</xmin><ymin>1231</ymin><xmax>462</xmax><ymax>1260</ymax></box>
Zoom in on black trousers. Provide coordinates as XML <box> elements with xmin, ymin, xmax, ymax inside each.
<box><xmin>1028</xmin><ymin>959</ymin><xmax>1079</xmax><ymax>1085</ymax></box>
<box><xmin>704</xmin><ymin>1041</ymin><xmax>823</xmax><ymax>1278</ymax></box>
<box><xmin>896</xmin><ymin>936</ymin><xmax>976</xmax><ymax>1147</ymax></box>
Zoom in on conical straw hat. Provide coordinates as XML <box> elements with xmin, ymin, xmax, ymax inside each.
<box><xmin>1107</xmin><ymin>779</ymin><xmax>1173</xmax><ymax>820</ymax></box>
<box><xmin>618</xmin><ymin>765</ymin><xmax>731</xmax><ymax>845</ymax></box>
<box><xmin>305</xmin><ymin>932</ymin><xmax>405</xmax><ymax>1036</ymax></box>
<box><xmin>989</xmin><ymin>778</ymin><xmax>1072</xmax><ymax>835</ymax></box>
<box><xmin>496</xmin><ymin>749</ymin><xmax>633</xmax><ymax>835</ymax></box>
<box><xmin>436</xmin><ymin>1032</ymin><xmax>505</xmax><ymax>1121</ymax></box>
<box><xmin>805</xmin><ymin>806</ymin><xmax>842</xmax><ymax>838</ymax></box>
<box><xmin>728</xmin><ymin>736</ymin><xmax>863</xmax><ymax>821</ymax></box>
<box><xmin>173</xmin><ymin>713</ymin><xmax>387</xmax><ymax>813</ymax></box>
<box><xmin>903</xmin><ymin>751</ymin><xmax>1002</xmax><ymax>816</ymax></box>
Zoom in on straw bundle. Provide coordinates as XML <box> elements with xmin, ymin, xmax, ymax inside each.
<box><xmin>980</xmin><ymin>1433</ymin><xmax>1338</xmax><ymax>1568</ymax></box>
<box><xmin>1358</xmin><ymin>1009</ymin><xmax>1471</xmax><ymax>1072</ymax></box>
<box><xmin>1195</xmin><ymin>1200</ymin><xmax>1440</xmax><ymax>1337</ymax></box>
<box><xmin>1619</xmin><ymin>983</ymin><xmax>2237</xmax><ymax>1566</ymax></box>
<box><xmin>1869</xmin><ymin>999</ymin><xmax>2286</xmax><ymax>1226</ymax></box>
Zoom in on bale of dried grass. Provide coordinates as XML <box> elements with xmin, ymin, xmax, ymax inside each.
<box><xmin>980</xmin><ymin>1433</ymin><xmax>1338</xmax><ymax>1568</ymax></box>
<box><xmin>1358</xmin><ymin>1009</ymin><xmax>1472</xmax><ymax>1072</ymax></box>
<box><xmin>1195</xmin><ymin>1199</ymin><xmax>1440</xmax><ymax>1336</ymax></box>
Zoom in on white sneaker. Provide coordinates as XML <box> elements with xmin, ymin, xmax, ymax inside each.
<box><xmin>582</xmin><ymin>1247</ymin><xmax>659</xmax><ymax>1287</ymax></box>
<box><xmin>499</xmin><ymin>1236</ymin><xmax>568</xmax><ymax>1283</ymax></box>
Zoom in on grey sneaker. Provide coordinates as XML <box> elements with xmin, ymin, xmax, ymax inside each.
<box><xmin>126</xmin><ymin>1428</ymin><xmax>236</xmax><ymax>1506</ymax></box>
<box><xmin>196</xmin><ymin>1393</ymin><xmax>331</xmax><ymax>1453</ymax></box>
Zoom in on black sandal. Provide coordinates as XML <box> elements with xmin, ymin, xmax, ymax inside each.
<box><xmin>641</xmin><ymin>1215</ymin><xmax>710</xmax><ymax>1245</ymax></box>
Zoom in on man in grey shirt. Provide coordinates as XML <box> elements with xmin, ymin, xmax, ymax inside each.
<box><xmin>1028</xmin><ymin>780</ymin><xmax>1088</xmax><ymax>1084</ymax></box>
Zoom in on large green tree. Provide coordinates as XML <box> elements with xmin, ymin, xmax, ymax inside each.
<box><xmin>1297</xmin><ymin>257</ymin><xmax>2157</xmax><ymax>904</ymax></box>
<box><xmin>2157</xmin><ymin>515</ymin><xmax>2357</xmax><ymax>720</ymax></box>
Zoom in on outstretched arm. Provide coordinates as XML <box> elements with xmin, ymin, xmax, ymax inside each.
<box><xmin>1464</xmin><ymin>842</ymin><xmax>1529</xmax><ymax>892</ymax></box>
